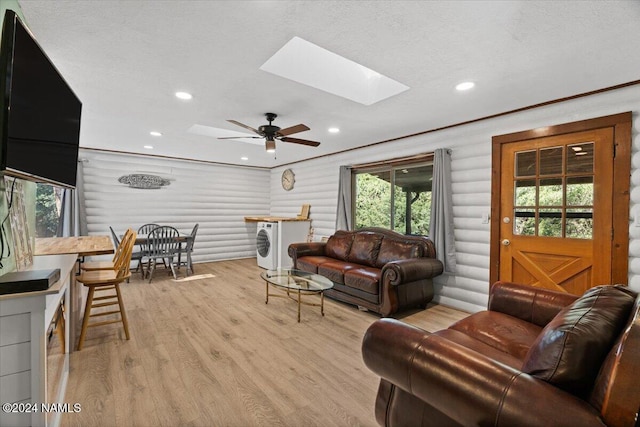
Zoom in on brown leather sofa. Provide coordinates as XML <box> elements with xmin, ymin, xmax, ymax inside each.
<box><xmin>362</xmin><ymin>281</ymin><xmax>640</xmax><ymax>427</ymax></box>
<box><xmin>288</xmin><ymin>227</ymin><xmax>443</xmax><ymax>316</ymax></box>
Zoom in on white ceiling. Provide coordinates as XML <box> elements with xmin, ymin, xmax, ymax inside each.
<box><xmin>17</xmin><ymin>0</ymin><xmax>640</xmax><ymax>168</ymax></box>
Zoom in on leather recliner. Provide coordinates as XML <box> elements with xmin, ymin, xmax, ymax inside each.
<box><xmin>362</xmin><ymin>281</ymin><xmax>640</xmax><ymax>427</ymax></box>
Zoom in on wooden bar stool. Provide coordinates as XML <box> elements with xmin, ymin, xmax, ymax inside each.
<box><xmin>81</xmin><ymin>228</ymin><xmax>143</xmax><ymax>281</ymax></box>
<box><xmin>76</xmin><ymin>229</ymin><xmax>137</xmax><ymax>350</ymax></box>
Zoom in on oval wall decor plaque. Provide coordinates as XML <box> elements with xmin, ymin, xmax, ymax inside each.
<box><xmin>118</xmin><ymin>174</ymin><xmax>171</xmax><ymax>189</ymax></box>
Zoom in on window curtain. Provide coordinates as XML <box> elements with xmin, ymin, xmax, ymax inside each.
<box><xmin>57</xmin><ymin>159</ymin><xmax>88</xmax><ymax>237</ymax></box>
<box><xmin>335</xmin><ymin>165</ymin><xmax>352</xmax><ymax>231</ymax></box>
<box><xmin>429</xmin><ymin>148</ymin><xmax>456</xmax><ymax>273</ymax></box>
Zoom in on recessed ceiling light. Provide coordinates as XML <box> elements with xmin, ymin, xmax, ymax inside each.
<box><xmin>175</xmin><ymin>91</ymin><xmax>192</xmax><ymax>100</ymax></box>
<box><xmin>241</xmin><ymin>156</ymin><xmax>249</xmax><ymax>161</ymax></box>
<box><xmin>143</xmin><ymin>145</ymin><xmax>154</xmax><ymax>149</ymax></box>
<box><xmin>328</xmin><ymin>127</ymin><xmax>340</xmax><ymax>134</ymax></box>
<box><xmin>149</xmin><ymin>131</ymin><xmax>162</xmax><ymax>136</ymax></box>
<box><xmin>455</xmin><ymin>81</ymin><xmax>475</xmax><ymax>91</ymax></box>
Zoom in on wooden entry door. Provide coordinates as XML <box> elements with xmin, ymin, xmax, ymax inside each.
<box><xmin>498</xmin><ymin>129</ymin><xmax>613</xmax><ymax>295</ymax></box>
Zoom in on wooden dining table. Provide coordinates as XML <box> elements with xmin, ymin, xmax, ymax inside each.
<box><xmin>133</xmin><ymin>234</ymin><xmax>190</xmax><ymax>246</ymax></box>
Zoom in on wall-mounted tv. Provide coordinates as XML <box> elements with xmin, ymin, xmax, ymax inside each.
<box><xmin>0</xmin><ymin>9</ymin><xmax>82</xmax><ymax>189</ymax></box>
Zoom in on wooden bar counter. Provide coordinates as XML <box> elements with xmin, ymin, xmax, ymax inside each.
<box><xmin>244</xmin><ymin>216</ymin><xmax>310</xmax><ymax>222</ymax></box>
<box><xmin>35</xmin><ymin>235</ymin><xmax>114</xmax><ymax>257</ymax></box>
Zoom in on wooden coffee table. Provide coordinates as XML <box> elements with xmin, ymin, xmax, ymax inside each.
<box><xmin>261</xmin><ymin>269</ymin><xmax>333</xmax><ymax>322</ymax></box>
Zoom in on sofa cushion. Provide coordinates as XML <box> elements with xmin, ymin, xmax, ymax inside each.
<box><xmin>434</xmin><ymin>329</ymin><xmax>523</xmax><ymax>370</ymax></box>
<box><xmin>449</xmin><ymin>311</ymin><xmax>542</xmax><ymax>361</ymax></box>
<box><xmin>297</xmin><ymin>256</ymin><xmax>333</xmax><ymax>273</ymax></box>
<box><xmin>522</xmin><ymin>285</ymin><xmax>636</xmax><ymax>396</ymax></box>
<box><xmin>348</xmin><ymin>232</ymin><xmax>383</xmax><ymax>267</ymax></box>
<box><xmin>374</xmin><ymin>238</ymin><xmax>423</xmax><ymax>269</ymax></box>
<box><xmin>327</xmin><ymin>283</ymin><xmax>379</xmax><ymax>305</ymax></box>
<box><xmin>325</xmin><ymin>231</ymin><xmax>354</xmax><ymax>260</ymax></box>
<box><xmin>344</xmin><ymin>267</ymin><xmax>381</xmax><ymax>295</ymax></box>
<box><xmin>318</xmin><ymin>260</ymin><xmax>358</xmax><ymax>284</ymax></box>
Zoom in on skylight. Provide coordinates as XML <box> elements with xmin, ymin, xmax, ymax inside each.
<box><xmin>260</xmin><ymin>37</ymin><xmax>409</xmax><ymax>106</ymax></box>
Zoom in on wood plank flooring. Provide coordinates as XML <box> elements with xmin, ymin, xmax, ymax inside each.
<box><xmin>62</xmin><ymin>258</ymin><xmax>468</xmax><ymax>427</ymax></box>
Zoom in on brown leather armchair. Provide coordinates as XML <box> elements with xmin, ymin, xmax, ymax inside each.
<box><xmin>362</xmin><ymin>282</ymin><xmax>640</xmax><ymax>427</ymax></box>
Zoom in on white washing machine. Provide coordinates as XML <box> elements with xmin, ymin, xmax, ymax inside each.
<box><xmin>256</xmin><ymin>222</ymin><xmax>278</xmax><ymax>269</ymax></box>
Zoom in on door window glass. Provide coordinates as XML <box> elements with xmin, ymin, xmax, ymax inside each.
<box><xmin>540</xmin><ymin>147</ymin><xmax>563</xmax><ymax>175</ymax></box>
<box><xmin>514</xmin><ymin>208</ymin><xmax>535</xmax><ymax>236</ymax></box>
<box><xmin>566</xmin><ymin>208</ymin><xmax>593</xmax><ymax>239</ymax></box>
<box><xmin>539</xmin><ymin>178</ymin><xmax>563</xmax><ymax>206</ymax></box>
<box><xmin>567</xmin><ymin>142</ymin><xmax>594</xmax><ymax>174</ymax></box>
<box><xmin>512</xmin><ymin>142</ymin><xmax>594</xmax><ymax>239</ymax></box>
<box><xmin>515</xmin><ymin>150</ymin><xmax>536</xmax><ymax>177</ymax></box>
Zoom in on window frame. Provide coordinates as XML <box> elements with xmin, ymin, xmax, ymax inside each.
<box><xmin>351</xmin><ymin>156</ymin><xmax>434</xmax><ymax>235</ymax></box>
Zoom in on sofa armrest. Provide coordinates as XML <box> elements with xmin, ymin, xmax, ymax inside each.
<box><xmin>488</xmin><ymin>281</ymin><xmax>578</xmax><ymax>327</ymax></box>
<box><xmin>288</xmin><ymin>242</ymin><xmax>326</xmax><ymax>262</ymax></box>
<box><xmin>381</xmin><ymin>258</ymin><xmax>443</xmax><ymax>285</ymax></box>
<box><xmin>362</xmin><ymin>319</ymin><xmax>605</xmax><ymax>427</ymax></box>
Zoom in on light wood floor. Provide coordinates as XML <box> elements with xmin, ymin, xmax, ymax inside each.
<box><xmin>62</xmin><ymin>258</ymin><xmax>468</xmax><ymax>427</ymax></box>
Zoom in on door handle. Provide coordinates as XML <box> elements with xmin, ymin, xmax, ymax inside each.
<box><xmin>502</xmin><ymin>239</ymin><xmax>511</xmax><ymax>246</ymax></box>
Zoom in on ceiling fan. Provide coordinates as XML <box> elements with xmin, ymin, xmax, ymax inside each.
<box><xmin>219</xmin><ymin>113</ymin><xmax>320</xmax><ymax>152</ymax></box>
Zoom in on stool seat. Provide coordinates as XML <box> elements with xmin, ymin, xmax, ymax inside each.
<box><xmin>77</xmin><ymin>269</ymin><xmax>128</xmax><ymax>285</ymax></box>
<box><xmin>81</xmin><ymin>260</ymin><xmax>118</xmax><ymax>271</ymax></box>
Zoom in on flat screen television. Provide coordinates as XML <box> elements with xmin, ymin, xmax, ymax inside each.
<box><xmin>0</xmin><ymin>9</ymin><xmax>81</xmax><ymax>189</ymax></box>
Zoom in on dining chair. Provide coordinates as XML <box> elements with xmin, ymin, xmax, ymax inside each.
<box><xmin>109</xmin><ymin>226</ymin><xmax>120</xmax><ymax>247</ymax></box>
<box><xmin>137</xmin><ymin>223</ymin><xmax>160</xmax><ymax>276</ymax></box>
<box><xmin>146</xmin><ymin>226</ymin><xmax>180</xmax><ymax>282</ymax></box>
<box><xmin>177</xmin><ymin>223</ymin><xmax>199</xmax><ymax>276</ymax></box>
<box><xmin>75</xmin><ymin>228</ymin><xmax>137</xmax><ymax>350</ymax></box>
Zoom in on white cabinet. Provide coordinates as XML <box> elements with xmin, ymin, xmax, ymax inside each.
<box><xmin>0</xmin><ymin>254</ymin><xmax>77</xmax><ymax>427</ymax></box>
<box><xmin>277</xmin><ymin>220</ymin><xmax>311</xmax><ymax>269</ymax></box>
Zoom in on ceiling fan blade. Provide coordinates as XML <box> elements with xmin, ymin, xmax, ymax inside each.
<box><xmin>280</xmin><ymin>137</ymin><xmax>321</xmax><ymax>147</ymax></box>
<box><xmin>276</xmin><ymin>124</ymin><xmax>310</xmax><ymax>137</ymax></box>
<box><xmin>217</xmin><ymin>136</ymin><xmax>262</xmax><ymax>140</ymax></box>
<box><xmin>227</xmin><ymin>119</ymin><xmax>261</xmax><ymax>135</ymax></box>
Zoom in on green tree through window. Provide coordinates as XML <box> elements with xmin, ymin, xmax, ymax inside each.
<box><xmin>354</xmin><ymin>163</ymin><xmax>432</xmax><ymax>235</ymax></box>
<box><xmin>35</xmin><ymin>183</ymin><xmax>62</xmax><ymax>237</ymax></box>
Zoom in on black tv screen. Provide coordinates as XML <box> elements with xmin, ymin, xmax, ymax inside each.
<box><xmin>0</xmin><ymin>9</ymin><xmax>81</xmax><ymax>189</ymax></box>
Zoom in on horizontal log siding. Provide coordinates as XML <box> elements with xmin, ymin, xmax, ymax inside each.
<box><xmin>270</xmin><ymin>85</ymin><xmax>640</xmax><ymax>313</ymax></box>
<box><xmin>80</xmin><ymin>150</ymin><xmax>270</xmax><ymax>264</ymax></box>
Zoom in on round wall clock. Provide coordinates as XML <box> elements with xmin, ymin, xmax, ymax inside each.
<box><xmin>281</xmin><ymin>168</ymin><xmax>295</xmax><ymax>191</ymax></box>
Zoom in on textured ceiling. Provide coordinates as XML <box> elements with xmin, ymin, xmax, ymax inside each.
<box><xmin>16</xmin><ymin>0</ymin><xmax>640</xmax><ymax>168</ymax></box>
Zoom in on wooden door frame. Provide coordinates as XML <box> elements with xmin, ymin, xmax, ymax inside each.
<box><xmin>490</xmin><ymin>112</ymin><xmax>632</xmax><ymax>286</ymax></box>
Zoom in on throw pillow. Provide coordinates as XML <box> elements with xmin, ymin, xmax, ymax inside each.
<box><xmin>521</xmin><ymin>284</ymin><xmax>636</xmax><ymax>396</ymax></box>
<box><xmin>325</xmin><ymin>231</ymin><xmax>354</xmax><ymax>260</ymax></box>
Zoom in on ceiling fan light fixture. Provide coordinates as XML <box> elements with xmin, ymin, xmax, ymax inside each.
<box><xmin>265</xmin><ymin>138</ymin><xmax>276</xmax><ymax>153</ymax></box>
